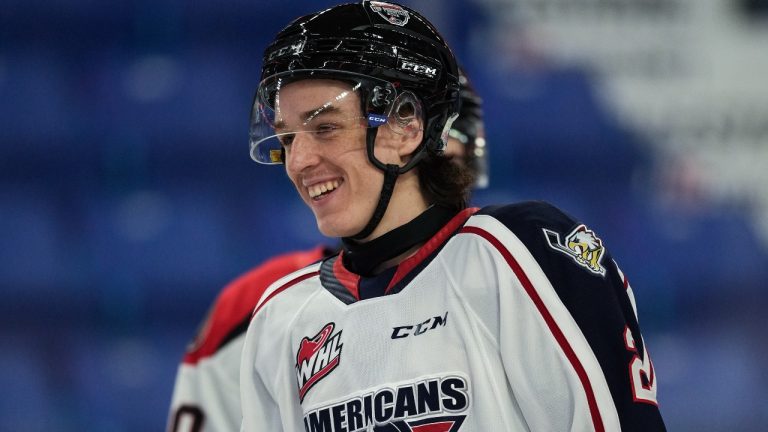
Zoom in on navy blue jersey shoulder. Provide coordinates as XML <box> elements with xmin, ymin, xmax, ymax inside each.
<box><xmin>477</xmin><ymin>201</ymin><xmax>577</xmax><ymax>235</ymax></box>
<box><xmin>478</xmin><ymin>201</ymin><xmax>666</xmax><ymax>431</ymax></box>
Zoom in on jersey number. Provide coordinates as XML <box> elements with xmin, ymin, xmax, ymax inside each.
<box><xmin>170</xmin><ymin>405</ymin><xmax>204</xmax><ymax>432</ymax></box>
<box><xmin>623</xmin><ymin>326</ymin><xmax>658</xmax><ymax>406</ymax></box>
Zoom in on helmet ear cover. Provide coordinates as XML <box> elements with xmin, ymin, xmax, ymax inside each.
<box><xmin>387</xmin><ymin>91</ymin><xmax>422</xmax><ymax>139</ymax></box>
<box><xmin>361</xmin><ymin>88</ymin><xmax>427</xmax><ymax>174</ymax></box>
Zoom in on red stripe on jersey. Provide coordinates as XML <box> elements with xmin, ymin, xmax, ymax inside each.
<box><xmin>411</xmin><ymin>421</ymin><xmax>454</xmax><ymax>432</ymax></box>
<box><xmin>252</xmin><ymin>270</ymin><xmax>320</xmax><ymax>318</ymax></box>
<box><xmin>412</xmin><ymin>421</ymin><xmax>455</xmax><ymax>432</ymax></box>
<box><xmin>459</xmin><ymin>226</ymin><xmax>606</xmax><ymax>432</ymax></box>
<box><xmin>182</xmin><ymin>246</ymin><xmax>326</xmax><ymax>365</ymax></box>
<box><xmin>333</xmin><ymin>251</ymin><xmax>361</xmax><ymax>300</ymax></box>
<box><xmin>385</xmin><ymin>207</ymin><xmax>479</xmax><ymax>293</ymax></box>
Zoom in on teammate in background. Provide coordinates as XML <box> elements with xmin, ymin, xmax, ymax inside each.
<box><xmin>166</xmin><ymin>67</ymin><xmax>488</xmax><ymax>432</ymax></box>
<box><xmin>240</xmin><ymin>1</ymin><xmax>665</xmax><ymax>431</ymax></box>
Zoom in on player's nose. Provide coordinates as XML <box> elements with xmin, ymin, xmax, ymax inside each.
<box><xmin>285</xmin><ymin>133</ymin><xmax>322</xmax><ymax>174</ymax></box>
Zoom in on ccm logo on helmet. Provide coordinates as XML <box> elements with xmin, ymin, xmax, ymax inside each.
<box><xmin>400</xmin><ymin>60</ymin><xmax>438</xmax><ymax>78</ymax></box>
<box><xmin>266</xmin><ymin>41</ymin><xmax>305</xmax><ymax>61</ymax></box>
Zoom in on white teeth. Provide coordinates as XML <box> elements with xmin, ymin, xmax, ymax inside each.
<box><xmin>308</xmin><ymin>180</ymin><xmax>341</xmax><ymax>198</ymax></box>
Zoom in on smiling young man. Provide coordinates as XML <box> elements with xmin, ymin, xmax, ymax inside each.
<box><xmin>278</xmin><ymin>78</ymin><xmax>425</xmax><ymax>240</ymax></box>
<box><xmin>241</xmin><ymin>2</ymin><xmax>666</xmax><ymax>431</ymax></box>
<box><xmin>166</xmin><ymin>69</ymin><xmax>487</xmax><ymax>432</ymax></box>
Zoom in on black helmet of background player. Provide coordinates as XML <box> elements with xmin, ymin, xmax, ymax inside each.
<box><xmin>449</xmin><ymin>69</ymin><xmax>488</xmax><ymax>189</ymax></box>
<box><xmin>250</xmin><ymin>0</ymin><xmax>463</xmax><ymax>240</ymax></box>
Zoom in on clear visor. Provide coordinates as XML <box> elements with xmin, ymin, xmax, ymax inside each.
<box><xmin>249</xmin><ymin>70</ymin><xmax>423</xmax><ymax>164</ymax></box>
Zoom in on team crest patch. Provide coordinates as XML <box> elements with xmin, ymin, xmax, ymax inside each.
<box><xmin>543</xmin><ymin>224</ymin><xmax>606</xmax><ymax>276</ymax></box>
<box><xmin>296</xmin><ymin>322</ymin><xmax>343</xmax><ymax>403</ymax></box>
<box><xmin>369</xmin><ymin>1</ymin><xmax>410</xmax><ymax>26</ymax></box>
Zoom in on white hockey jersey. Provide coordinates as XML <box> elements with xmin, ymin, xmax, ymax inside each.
<box><xmin>240</xmin><ymin>202</ymin><xmax>666</xmax><ymax>431</ymax></box>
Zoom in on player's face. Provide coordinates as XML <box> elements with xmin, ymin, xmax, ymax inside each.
<box><xmin>278</xmin><ymin>79</ymin><xmax>421</xmax><ymax>238</ymax></box>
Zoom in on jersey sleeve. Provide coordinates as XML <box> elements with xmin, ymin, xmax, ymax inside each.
<box><xmin>476</xmin><ymin>202</ymin><xmax>666</xmax><ymax>431</ymax></box>
<box><xmin>168</xmin><ymin>340</ymin><xmax>243</xmax><ymax>432</ymax></box>
<box><xmin>167</xmin><ymin>246</ymin><xmax>329</xmax><ymax>432</ymax></box>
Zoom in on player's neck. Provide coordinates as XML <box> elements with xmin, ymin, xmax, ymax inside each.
<box><xmin>341</xmin><ymin>204</ymin><xmax>457</xmax><ymax>276</ymax></box>
<box><xmin>357</xmin><ymin>170</ymin><xmax>428</xmax><ymax>242</ymax></box>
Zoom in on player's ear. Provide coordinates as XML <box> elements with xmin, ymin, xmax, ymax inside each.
<box><xmin>387</xmin><ymin>92</ymin><xmax>424</xmax><ymax>157</ymax></box>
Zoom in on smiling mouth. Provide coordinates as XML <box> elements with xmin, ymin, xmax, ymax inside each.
<box><xmin>308</xmin><ymin>179</ymin><xmax>342</xmax><ymax>200</ymax></box>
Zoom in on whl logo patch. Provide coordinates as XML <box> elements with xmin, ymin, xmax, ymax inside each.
<box><xmin>544</xmin><ymin>224</ymin><xmax>606</xmax><ymax>276</ymax></box>
<box><xmin>296</xmin><ymin>322</ymin><xmax>343</xmax><ymax>403</ymax></box>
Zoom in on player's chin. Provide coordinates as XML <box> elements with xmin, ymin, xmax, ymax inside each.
<box><xmin>315</xmin><ymin>214</ymin><xmax>361</xmax><ymax>238</ymax></box>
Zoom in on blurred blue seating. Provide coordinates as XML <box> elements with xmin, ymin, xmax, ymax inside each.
<box><xmin>1</xmin><ymin>0</ymin><xmax>767</xmax><ymax>430</ymax></box>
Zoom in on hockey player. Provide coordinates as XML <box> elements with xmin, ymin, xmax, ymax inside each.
<box><xmin>242</xmin><ymin>1</ymin><xmax>666</xmax><ymax>431</ymax></box>
<box><xmin>166</xmin><ymin>66</ymin><xmax>488</xmax><ymax>432</ymax></box>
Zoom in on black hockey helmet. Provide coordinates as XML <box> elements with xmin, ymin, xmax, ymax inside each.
<box><xmin>250</xmin><ymin>0</ymin><xmax>461</xmax><ymax>168</ymax></box>
<box><xmin>250</xmin><ymin>1</ymin><xmax>462</xmax><ymax>240</ymax></box>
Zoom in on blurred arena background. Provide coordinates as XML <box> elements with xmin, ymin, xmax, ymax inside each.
<box><xmin>1</xmin><ymin>0</ymin><xmax>767</xmax><ymax>430</ymax></box>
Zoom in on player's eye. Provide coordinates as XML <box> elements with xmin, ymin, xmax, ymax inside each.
<box><xmin>314</xmin><ymin>124</ymin><xmax>340</xmax><ymax>139</ymax></box>
<box><xmin>278</xmin><ymin>133</ymin><xmax>295</xmax><ymax>147</ymax></box>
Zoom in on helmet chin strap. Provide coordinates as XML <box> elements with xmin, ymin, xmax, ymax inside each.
<box><xmin>347</xmin><ymin>115</ymin><xmax>436</xmax><ymax>241</ymax></box>
<box><xmin>346</xmin><ymin>127</ymin><xmax>400</xmax><ymax>241</ymax></box>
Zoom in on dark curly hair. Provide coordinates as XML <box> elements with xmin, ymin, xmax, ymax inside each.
<box><xmin>416</xmin><ymin>151</ymin><xmax>475</xmax><ymax>211</ymax></box>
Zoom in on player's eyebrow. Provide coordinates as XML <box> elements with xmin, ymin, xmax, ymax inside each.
<box><xmin>274</xmin><ymin>105</ymin><xmax>343</xmax><ymax>131</ymax></box>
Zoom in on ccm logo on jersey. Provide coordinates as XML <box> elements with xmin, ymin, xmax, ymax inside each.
<box><xmin>392</xmin><ymin>312</ymin><xmax>448</xmax><ymax>339</ymax></box>
<box><xmin>303</xmin><ymin>375</ymin><xmax>469</xmax><ymax>432</ymax></box>
<box><xmin>543</xmin><ymin>224</ymin><xmax>606</xmax><ymax>276</ymax></box>
<box><xmin>296</xmin><ymin>322</ymin><xmax>343</xmax><ymax>403</ymax></box>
